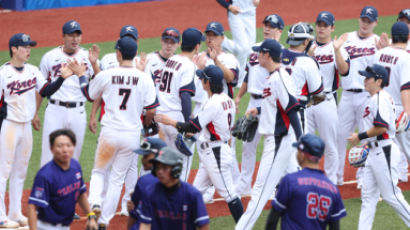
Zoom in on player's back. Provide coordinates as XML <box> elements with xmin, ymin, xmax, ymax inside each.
<box><xmin>280</xmin><ymin>168</ymin><xmax>345</xmax><ymax>230</ymax></box>
<box><xmin>100</xmin><ymin>52</ymin><xmax>139</xmax><ymax>71</ymax></box>
<box><xmin>374</xmin><ymin>46</ymin><xmax>410</xmax><ymax>105</ymax></box>
<box><xmin>95</xmin><ymin>67</ymin><xmax>156</xmax><ymax>131</ymax></box>
<box><xmin>156</xmin><ymin>54</ymin><xmax>195</xmax><ymax>113</ymax></box>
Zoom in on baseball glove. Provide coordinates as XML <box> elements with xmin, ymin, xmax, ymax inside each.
<box><xmin>143</xmin><ymin>119</ymin><xmax>159</xmax><ymax>137</ymax></box>
<box><xmin>348</xmin><ymin>144</ymin><xmax>369</xmax><ymax>168</ymax></box>
<box><xmin>232</xmin><ymin>114</ymin><xmax>259</xmax><ymax>142</ymax></box>
<box><xmin>175</xmin><ymin>133</ymin><xmax>196</xmax><ymax>156</ymax></box>
<box><xmin>396</xmin><ymin>111</ymin><xmax>409</xmax><ymax>133</ymax></box>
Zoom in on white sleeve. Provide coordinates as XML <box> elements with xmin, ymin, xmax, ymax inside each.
<box><xmin>401</xmin><ymin>59</ymin><xmax>410</xmax><ymax>88</ymax></box>
<box><xmin>305</xmin><ymin>59</ymin><xmax>323</xmax><ymax>93</ymax></box>
<box><xmin>143</xmin><ymin>76</ymin><xmax>157</xmax><ymax>107</ymax></box>
<box><xmin>34</xmin><ymin>67</ymin><xmax>48</xmax><ymax>92</ymax></box>
<box><xmin>198</xmin><ymin>103</ymin><xmax>218</xmax><ymax>128</ymax></box>
<box><xmin>180</xmin><ymin>63</ymin><xmax>195</xmax><ymax>88</ymax></box>
<box><xmin>88</xmin><ymin>72</ymin><xmax>108</xmax><ymax>100</ymax></box>
<box><xmin>39</xmin><ymin>55</ymin><xmax>49</xmax><ymax>80</ymax></box>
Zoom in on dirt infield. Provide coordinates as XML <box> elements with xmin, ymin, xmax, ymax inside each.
<box><xmin>1</xmin><ymin>0</ymin><xmax>409</xmax><ymax>228</ymax></box>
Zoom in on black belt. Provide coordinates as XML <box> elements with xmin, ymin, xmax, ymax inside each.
<box><xmin>346</xmin><ymin>89</ymin><xmax>363</xmax><ymax>93</ymax></box>
<box><xmin>251</xmin><ymin>94</ymin><xmax>263</xmax><ymax>99</ymax></box>
<box><xmin>49</xmin><ymin>99</ymin><xmax>84</xmax><ymax>108</ymax></box>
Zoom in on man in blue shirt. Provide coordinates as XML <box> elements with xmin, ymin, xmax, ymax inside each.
<box><xmin>138</xmin><ymin>147</ymin><xmax>209</xmax><ymax>230</ymax></box>
<box><xmin>266</xmin><ymin>134</ymin><xmax>346</xmax><ymax>230</ymax></box>
<box><xmin>27</xmin><ymin>129</ymin><xmax>98</xmax><ymax>230</ymax></box>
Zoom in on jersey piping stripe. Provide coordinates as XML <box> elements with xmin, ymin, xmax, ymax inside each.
<box><xmin>272</xmin><ymin>198</ymin><xmax>286</xmax><ymax>209</ymax></box>
<box><xmin>137</xmin><ymin>209</ymin><xmax>152</xmax><ymax>221</ymax></box>
<box><xmin>400</xmin><ymin>82</ymin><xmax>410</xmax><ymax>91</ymax></box>
<box><xmin>207</xmin><ymin>122</ymin><xmax>221</xmax><ymax>141</ymax></box>
<box><xmin>29</xmin><ymin>197</ymin><xmax>49</xmax><ymax>206</ymax></box>
<box><xmin>311</xmin><ymin>83</ymin><xmax>324</xmax><ymax>95</ymax></box>
<box><xmin>331</xmin><ymin>208</ymin><xmax>346</xmax><ymax>218</ymax></box>
<box><xmin>213</xmin><ymin>146</ymin><xmax>233</xmax><ymax>201</ymax></box>
<box><xmin>194</xmin><ymin>215</ymin><xmax>210</xmax><ymax>223</ymax></box>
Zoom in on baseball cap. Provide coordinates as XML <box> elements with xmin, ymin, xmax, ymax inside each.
<box><xmin>9</xmin><ymin>33</ymin><xmax>37</xmax><ymax>48</ymax></box>
<box><xmin>292</xmin><ymin>134</ymin><xmax>325</xmax><ymax>158</ymax></box>
<box><xmin>151</xmin><ymin>147</ymin><xmax>183</xmax><ymax>166</ymax></box>
<box><xmin>134</xmin><ymin>137</ymin><xmax>167</xmax><ymax>155</ymax></box>
<box><xmin>263</xmin><ymin>14</ymin><xmax>285</xmax><ymax>30</ymax></box>
<box><xmin>120</xmin><ymin>25</ymin><xmax>138</xmax><ymax>40</ymax></box>
<box><xmin>398</xmin><ymin>8</ymin><xmax>410</xmax><ymax>21</ymax></box>
<box><xmin>358</xmin><ymin>64</ymin><xmax>388</xmax><ymax>86</ymax></box>
<box><xmin>162</xmin><ymin>27</ymin><xmax>180</xmax><ymax>43</ymax></box>
<box><xmin>360</xmin><ymin>6</ymin><xmax>378</xmax><ymax>22</ymax></box>
<box><xmin>115</xmin><ymin>36</ymin><xmax>138</xmax><ymax>58</ymax></box>
<box><xmin>196</xmin><ymin>65</ymin><xmax>224</xmax><ymax>85</ymax></box>
<box><xmin>181</xmin><ymin>27</ymin><xmax>205</xmax><ymax>47</ymax></box>
<box><xmin>316</xmin><ymin>11</ymin><xmax>335</xmax><ymax>26</ymax></box>
<box><xmin>205</xmin><ymin>21</ymin><xmax>224</xmax><ymax>36</ymax></box>
<box><xmin>62</xmin><ymin>20</ymin><xmax>82</xmax><ymax>34</ymax></box>
<box><xmin>392</xmin><ymin>21</ymin><xmax>409</xmax><ymax>36</ymax></box>
<box><xmin>252</xmin><ymin>39</ymin><xmax>282</xmax><ymax>59</ymax></box>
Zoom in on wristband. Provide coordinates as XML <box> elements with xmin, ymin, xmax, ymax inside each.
<box><xmin>358</xmin><ymin>132</ymin><xmax>369</xmax><ymax>140</ymax></box>
<box><xmin>87</xmin><ymin>212</ymin><xmax>97</xmax><ymax>220</ymax></box>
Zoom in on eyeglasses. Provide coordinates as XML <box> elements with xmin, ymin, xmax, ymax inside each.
<box><xmin>162</xmin><ymin>30</ymin><xmax>179</xmax><ymax>39</ymax></box>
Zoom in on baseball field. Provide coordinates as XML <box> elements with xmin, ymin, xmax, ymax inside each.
<box><xmin>0</xmin><ymin>0</ymin><xmax>410</xmax><ymax>229</ymax></box>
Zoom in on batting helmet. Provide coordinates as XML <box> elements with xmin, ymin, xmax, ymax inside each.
<box><xmin>286</xmin><ymin>22</ymin><xmax>314</xmax><ymax>46</ymax></box>
<box><xmin>151</xmin><ymin>147</ymin><xmax>183</xmax><ymax>179</ymax></box>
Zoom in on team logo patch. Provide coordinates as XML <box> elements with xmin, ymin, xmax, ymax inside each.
<box><xmin>365</xmin><ymin>8</ymin><xmax>374</xmax><ymax>14</ymax></box>
<box><xmin>76</xmin><ymin>172</ymin><xmax>82</xmax><ymax>180</ymax></box>
<box><xmin>34</xmin><ymin>187</ymin><xmax>44</xmax><ymax>198</ymax></box>
<box><xmin>320</xmin><ymin>12</ymin><xmax>328</xmax><ymax>18</ymax></box>
<box><xmin>70</xmin><ymin>21</ymin><xmax>77</xmax><ymax>28</ymax></box>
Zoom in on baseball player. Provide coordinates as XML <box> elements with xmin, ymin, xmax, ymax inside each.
<box><xmin>27</xmin><ymin>129</ymin><xmax>98</xmax><ymax>230</ymax></box>
<box><xmin>235</xmin><ymin>39</ymin><xmax>303</xmax><ymax>230</ymax></box>
<box><xmin>127</xmin><ymin>138</ymin><xmax>166</xmax><ymax>230</ymax></box>
<box><xmin>397</xmin><ymin>9</ymin><xmax>410</xmax><ymax>51</ymax></box>
<box><xmin>156</xmin><ymin>65</ymin><xmax>244</xmax><ymax>223</ymax></box>
<box><xmin>145</xmin><ymin>27</ymin><xmax>180</xmax><ymax>86</ymax></box>
<box><xmin>371</xmin><ymin>22</ymin><xmax>410</xmax><ymax>183</ymax></box>
<box><xmin>217</xmin><ymin>0</ymin><xmax>259</xmax><ymax>85</ymax></box>
<box><xmin>336</xmin><ymin>6</ymin><xmax>380</xmax><ymax>186</ymax></box>
<box><xmin>233</xmin><ymin>13</ymin><xmax>285</xmax><ymax>197</ymax></box>
<box><xmin>348</xmin><ymin>64</ymin><xmax>410</xmax><ymax>230</ymax></box>
<box><xmin>0</xmin><ymin>33</ymin><xmax>70</xmax><ymax>228</ymax></box>
<box><xmin>155</xmin><ymin>27</ymin><xmax>203</xmax><ymax>182</ymax></box>
<box><xmin>137</xmin><ymin>147</ymin><xmax>209</xmax><ymax>230</ymax></box>
<box><xmin>309</xmin><ymin>11</ymin><xmax>350</xmax><ymax>184</ymax></box>
<box><xmin>266</xmin><ymin>134</ymin><xmax>346</xmax><ymax>230</ymax></box>
<box><xmin>80</xmin><ymin>36</ymin><xmax>158</xmax><ymax>228</ymax></box>
<box><xmin>35</xmin><ymin>20</ymin><xmax>94</xmax><ymax>167</ymax></box>
<box><xmin>281</xmin><ymin>22</ymin><xmax>324</xmax><ymax>135</ymax></box>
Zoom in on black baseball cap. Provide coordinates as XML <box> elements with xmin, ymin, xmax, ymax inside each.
<box><xmin>196</xmin><ymin>65</ymin><xmax>224</xmax><ymax>85</ymax></box>
<box><xmin>316</xmin><ymin>11</ymin><xmax>335</xmax><ymax>26</ymax></box>
<box><xmin>9</xmin><ymin>33</ymin><xmax>37</xmax><ymax>48</ymax></box>
<box><xmin>62</xmin><ymin>20</ymin><xmax>82</xmax><ymax>34</ymax></box>
<box><xmin>115</xmin><ymin>36</ymin><xmax>138</xmax><ymax>58</ymax></box>
<box><xmin>360</xmin><ymin>6</ymin><xmax>378</xmax><ymax>22</ymax></box>
<box><xmin>263</xmin><ymin>14</ymin><xmax>285</xmax><ymax>30</ymax></box>
<box><xmin>292</xmin><ymin>134</ymin><xmax>325</xmax><ymax>158</ymax></box>
<box><xmin>181</xmin><ymin>27</ymin><xmax>205</xmax><ymax>47</ymax></box>
<box><xmin>120</xmin><ymin>25</ymin><xmax>138</xmax><ymax>40</ymax></box>
<box><xmin>391</xmin><ymin>21</ymin><xmax>409</xmax><ymax>36</ymax></box>
<box><xmin>134</xmin><ymin>137</ymin><xmax>167</xmax><ymax>155</ymax></box>
<box><xmin>252</xmin><ymin>38</ymin><xmax>282</xmax><ymax>59</ymax></box>
<box><xmin>162</xmin><ymin>27</ymin><xmax>180</xmax><ymax>43</ymax></box>
<box><xmin>205</xmin><ymin>21</ymin><xmax>224</xmax><ymax>36</ymax></box>
<box><xmin>358</xmin><ymin>64</ymin><xmax>388</xmax><ymax>86</ymax></box>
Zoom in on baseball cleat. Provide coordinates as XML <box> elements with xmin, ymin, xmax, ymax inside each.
<box><xmin>98</xmin><ymin>223</ymin><xmax>107</xmax><ymax>230</ymax></box>
<box><xmin>0</xmin><ymin>219</ymin><xmax>20</xmax><ymax>228</ymax></box>
<box><xmin>92</xmin><ymin>204</ymin><xmax>101</xmax><ymax>218</ymax></box>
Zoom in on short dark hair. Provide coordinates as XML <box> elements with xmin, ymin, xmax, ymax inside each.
<box><xmin>9</xmin><ymin>47</ymin><xmax>13</xmax><ymax>58</ymax></box>
<box><xmin>392</xmin><ymin>34</ymin><xmax>408</xmax><ymax>44</ymax></box>
<box><xmin>210</xmin><ymin>83</ymin><xmax>223</xmax><ymax>94</ymax></box>
<box><xmin>262</xmin><ymin>51</ymin><xmax>281</xmax><ymax>63</ymax></box>
<box><xmin>121</xmin><ymin>51</ymin><xmax>135</xmax><ymax>61</ymax></box>
<box><xmin>49</xmin><ymin>129</ymin><xmax>76</xmax><ymax>147</ymax></box>
<box><xmin>181</xmin><ymin>44</ymin><xmax>196</xmax><ymax>52</ymax></box>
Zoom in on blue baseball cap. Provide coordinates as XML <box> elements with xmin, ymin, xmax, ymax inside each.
<box><xmin>115</xmin><ymin>36</ymin><xmax>138</xmax><ymax>58</ymax></box>
<box><xmin>181</xmin><ymin>27</ymin><xmax>205</xmax><ymax>47</ymax></box>
<box><xmin>120</xmin><ymin>25</ymin><xmax>138</xmax><ymax>40</ymax></box>
<box><xmin>292</xmin><ymin>134</ymin><xmax>325</xmax><ymax>158</ymax></box>
<box><xmin>252</xmin><ymin>38</ymin><xmax>282</xmax><ymax>59</ymax></box>
<box><xmin>263</xmin><ymin>14</ymin><xmax>285</xmax><ymax>30</ymax></box>
<box><xmin>359</xmin><ymin>64</ymin><xmax>388</xmax><ymax>86</ymax></box>
<box><xmin>392</xmin><ymin>21</ymin><xmax>409</xmax><ymax>36</ymax></box>
<box><xmin>398</xmin><ymin>8</ymin><xmax>410</xmax><ymax>21</ymax></box>
<box><xmin>196</xmin><ymin>65</ymin><xmax>224</xmax><ymax>85</ymax></box>
<box><xmin>134</xmin><ymin>137</ymin><xmax>167</xmax><ymax>155</ymax></box>
<box><xmin>205</xmin><ymin>21</ymin><xmax>224</xmax><ymax>36</ymax></box>
<box><xmin>162</xmin><ymin>27</ymin><xmax>180</xmax><ymax>43</ymax></box>
<box><xmin>360</xmin><ymin>6</ymin><xmax>378</xmax><ymax>22</ymax></box>
<box><xmin>62</xmin><ymin>20</ymin><xmax>82</xmax><ymax>34</ymax></box>
<box><xmin>9</xmin><ymin>33</ymin><xmax>37</xmax><ymax>48</ymax></box>
<box><xmin>316</xmin><ymin>11</ymin><xmax>335</xmax><ymax>26</ymax></box>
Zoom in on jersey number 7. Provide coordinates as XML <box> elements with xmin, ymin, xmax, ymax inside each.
<box><xmin>119</xmin><ymin>88</ymin><xmax>131</xmax><ymax>110</ymax></box>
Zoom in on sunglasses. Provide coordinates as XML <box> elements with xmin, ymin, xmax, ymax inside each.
<box><xmin>365</xmin><ymin>66</ymin><xmax>381</xmax><ymax>78</ymax></box>
<box><xmin>162</xmin><ymin>30</ymin><xmax>180</xmax><ymax>39</ymax></box>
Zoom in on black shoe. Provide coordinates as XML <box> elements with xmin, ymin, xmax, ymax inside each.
<box><xmin>98</xmin><ymin>224</ymin><xmax>106</xmax><ymax>230</ymax></box>
<box><xmin>73</xmin><ymin>213</ymin><xmax>80</xmax><ymax>220</ymax></box>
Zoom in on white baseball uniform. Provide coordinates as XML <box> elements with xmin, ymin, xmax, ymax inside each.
<box><xmin>39</xmin><ymin>46</ymin><xmax>94</xmax><ymax>166</ymax></box>
<box><xmin>220</xmin><ymin>0</ymin><xmax>256</xmax><ymax>85</ymax></box>
<box><xmin>235</xmin><ymin>68</ymin><xmax>301</xmax><ymax>230</ymax></box>
<box><xmin>87</xmin><ymin>66</ymin><xmax>157</xmax><ymax>225</ymax></box>
<box><xmin>0</xmin><ymin>62</ymin><xmax>62</xmax><ymax>223</ymax></box>
<box><xmin>337</xmin><ymin>32</ymin><xmax>379</xmax><ymax>184</ymax></box>
<box><xmin>235</xmin><ymin>46</ymin><xmax>268</xmax><ymax>196</ymax></box>
<box><xmin>100</xmin><ymin>53</ymin><xmax>138</xmax><ymax>71</ymax></box>
<box><xmin>281</xmin><ymin>48</ymin><xmax>324</xmax><ymax>133</ymax></box>
<box><xmin>156</xmin><ymin>54</ymin><xmax>196</xmax><ymax>182</ymax></box>
<box><xmin>310</xmin><ymin>41</ymin><xmax>350</xmax><ymax>184</ymax></box>
<box><xmin>144</xmin><ymin>51</ymin><xmax>168</xmax><ymax>87</ymax></box>
<box><xmin>373</xmin><ymin>46</ymin><xmax>410</xmax><ymax>182</ymax></box>
<box><xmin>358</xmin><ymin>89</ymin><xmax>410</xmax><ymax>230</ymax></box>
